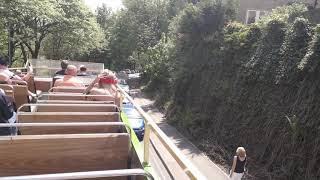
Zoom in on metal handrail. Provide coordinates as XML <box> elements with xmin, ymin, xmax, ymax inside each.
<box><xmin>0</xmin><ymin>169</ymin><xmax>154</xmax><ymax>180</ymax></box>
<box><xmin>117</xmin><ymin>85</ymin><xmax>207</xmax><ymax>180</ymax></box>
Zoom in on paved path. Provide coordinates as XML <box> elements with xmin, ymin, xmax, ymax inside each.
<box><xmin>131</xmin><ymin>91</ymin><xmax>229</xmax><ymax>180</ymax></box>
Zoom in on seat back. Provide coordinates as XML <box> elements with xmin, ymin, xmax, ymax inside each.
<box><xmin>34</xmin><ymin>77</ymin><xmax>52</xmax><ymax>92</ymax></box>
<box><xmin>27</xmin><ymin>75</ymin><xmax>37</xmax><ymax>94</ymax></box>
<box><xmin>18</xmin><ymin>112</ymin><xmax>119</xmax><ymax>122</ymax></box>
<box><xmin>0</xmin><ymin>134</ymin><xmax>130</xmax><ymax>177</ymax></box>
<box><xmin>1</xmin><ymin>122</ymin><xmax>125</xmax><ymax>135</ymax></box>
<box><xmin>39</xmin><ymin>93</ymin><xmax>115</xmax><ymax>102</ymax></box>
<box><xmin>0</xmin><ymin>85</ymin><xmax>14</xmax><ymax>101</ymax></box>
<box><xmin>26</xmin><ymin>104</ymin><xmax>118</xmax><ymax>112</ymax></box>
<box><xmin>37</xmin><ymin>100</ymin><xmax>114</xmax><ymax>104</ymax></box>
<box><xmin>50</xmin><ymin>87</ymin><xmax>86</xmax><ymax>93</ymax></box>
<box><xmin>9</xmin><ymin>85</ymin><xmax>30</xmax><ymax>111</ymax></box>
<box><xmin>17</xmin><ymin>112</ymin><xmax>120</xmax><ymax>134</ymax></box>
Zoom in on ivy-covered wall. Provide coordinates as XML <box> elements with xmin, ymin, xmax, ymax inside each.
<box><xmin>148</xmin><ymin>3</ymin><xmax>320</xmax><ymax>179</ymax></box>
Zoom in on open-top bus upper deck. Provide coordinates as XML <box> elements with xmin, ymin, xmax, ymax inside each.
<box><xmin>0</xmin><ymin>62</ymin><xmax>208</xmax><ymax>180</ymax></box>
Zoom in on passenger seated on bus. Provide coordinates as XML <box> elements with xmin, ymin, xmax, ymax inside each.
<box><xmin>78</xmin><ymin>65</ymin><xmax>89</xmax><ymax>76</ymax></box>
<box><xmin>0</xmin><ymin>89</ymin><xmax>17</xmax><ymax>135</ymax></box>
<box><xmin>54</xmin><ymin>60</ymin><xmax>69</xmax><ymax>76</ymax></box>
<box><xmin>84</xmin><ymin>69</ymin><xmax>119</xmax><ymax>101</ymax></box>
<box><xmin>15</xmin><ymin>69</ymin><xmax>25</xmax><ymax>78</ymax></box>
<box><xmin>54</xmin><ymin>65</ymin><xmax>85</xmax><ymax>87</ymax></box>
<box><xmin>0</xmin><ymin>73</ymin><xmax>37</xmax><ymax>98</ymax></box>
<box><xmin>0</xmin><ymin>56</ymin><xmax>33</xmax><ymax>82</ymax></box>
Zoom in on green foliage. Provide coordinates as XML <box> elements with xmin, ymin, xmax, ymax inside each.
<box><xmin>246</xmin><ymin>19</ymin><xmax>287</xmax><ymax>82</ymax></box>
<box><xmin>96</xmin><ymin>4</ymin><xmax>113</xmax><ymax>30</ymax></box>
<box><xmin>259</xmin><ymin>3</ymin><xmax>307</xmax><ymax>26</ymax></box>
<box><xmin>277</xmin><ymin>18</ymin><xmax>312</xmax><ymax>81</ymax></box>
<box><xmin>0</xmin><ymin>17</ymin><xmax>7</xmax><ymax>56</ymax></box>
<box><xmin>298</xmin><ymin>25</ymin><xmax>320</xmax><ymax>72</ymax></box>
<box><xmin>139</xmin><ymin>35</ymin><xmax>175</xmax><ymax>107</ymax></box>
<box><xmin>0</xmin><ymin>0</ymin><xmax>104</xmax><ymax>64</ymax></box>
<box><xmin>41</xmin><ymin>0</ymin><xmax>104</xmax><ymax>60</ymax></box>
<box><xmin>101</xmin><ymin>0</ymin><xmax>170</xmax><ymax>70</ymax></box>
<box><xmin>153</xmin><ymin>3</ymin><xmax>320</xmax><ymax>179</ymax></box>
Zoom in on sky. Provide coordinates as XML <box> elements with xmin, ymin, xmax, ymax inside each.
<box><xmin>84</xmin><ymin>0</ymin><xmax>123</xmax><ymax>11</ymax></box>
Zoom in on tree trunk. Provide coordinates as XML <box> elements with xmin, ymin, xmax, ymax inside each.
<box><xmin>20</xmin><ymin>43</ymin><xmax>28</xmax><ymax>64</ymax></box>
<box><xmin>8</xmin><ymin>25</ymin><xmax>14</xmax><ymax>66</ymax></box>
<box><xmin>315</xmin><ymin>0</ymin><xmax>318</xmax><ymax>8</ymax></box>
<box><xmin>33</xmin><ymin>41</ymin><xmax>41</xmax><ymax>59</ymax></box>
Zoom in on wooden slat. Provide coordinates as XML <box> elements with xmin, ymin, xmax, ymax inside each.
<box><xmin>0</xmin><ymin>85</ymin><xmax>15</xmax><ymax>101</ymax></box>
<box><xmin>18</xmin><ymin>123</ymin><xmax>123</xmax><ymax>135</ymax></box>
<box><xmin>37</xmin><ymin>100</ymin><xmax>114</xmax><ymax>104</ymax></box>
<box><xmin>33</xmin><ymin>104</ymin><xmax>117</xmax><ymax>112</ymax></box>
<box><xmin>18</xmin><ymin>112</ymin><xmax>120</xmax><ymax>123</ymax></box>
<box><xmin>34</xmin><ymin>78</ymin><xmax>52</xmax><ymax>92</ymax></box>
<box><xmin>0</xmin><ymin>85</ymin><xmax>30</xmax><ymax>111</ymax></box>
<box><xmin>39</xmin><ymin>94</ymin><xmax>115</xmax><ymax>102</ymax></box>
<box><xmin>27</xmin><ymin>76</ymin><xmax>37</xmax><ymax>94</ymax></box>
<box><xmin>17</xmin><ymin>112</ymin><xmax>120</xmax><ymax>134</ymax></box>
<box><xmin>51</xmin><ymin>87</ymin><xmax>86</xmax><ymax>93</ymax></box>
<box><xmin>0</xmin><ymin>134</ymin><xmax>129</xmax><ymax>177</ymax></box>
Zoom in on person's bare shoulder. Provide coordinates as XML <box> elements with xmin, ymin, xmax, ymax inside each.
<box><xmin>54</xmin><ymin>79</ymin><xmax>62</xmax><ymax>87</ymax></box>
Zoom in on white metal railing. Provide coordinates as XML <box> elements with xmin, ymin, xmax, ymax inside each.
<box><xmin>0</xmin><ymin>169</ymin><xmax>153</xmax><ymax>180</ymax></box>
<box><xmin>117</xmin><ymin>85</ymin><xmax>207</xmax><ymax>180</ymax></box>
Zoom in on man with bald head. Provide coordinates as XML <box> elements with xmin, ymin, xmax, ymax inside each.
<box><xmin>54</xmin><ymin>65</ymin><xmax>84</xmax><ymax>87</ymax></box>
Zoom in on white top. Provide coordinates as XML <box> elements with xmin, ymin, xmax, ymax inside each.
<box><xmin>0</xmin><ymin>69</ymin><xmax>14</xmax><ymax>77</ymax></box>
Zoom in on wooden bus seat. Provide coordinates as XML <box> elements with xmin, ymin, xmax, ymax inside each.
<box><xmin>34</xmin><ymin>77</ymin><xmax>52</xmax><ymax>92</ymax></box>
<box><xmin>16</xmin><ymin>112</ymin><xmax>123</xmax><ymax>136</ymax></box>
<box><xmin>18</xmin><ymin>112</ymin><xmax>120</xmax><ymax>123</ymax></box>
<box><xmin>37</xmin><ymin>100</ymin><xmax>114</xmax><ymax>104</ymax></box>
<box><xmin>27</xmin><ymin>75</ymin><xmax>36</xmax><ymax>94</ymax></box>
<box><xmin>0</xmin><ymin>85</ymin><xmax>30</xmax><ymax>111</ymax></box>
<box><xmin>50</xmin><ymin>87</ymin><xmax>86</xmax><ymax>93</ymax></box>
<box><xmin>0</xmin><ymin>85</ymin><xmax>14</xmax><ymax>101</ymax></box>
<box><xmin>39</xmin><ymin>93</ymin><xmax>115</xmax><ymax>102</ymax></box>
<box><xmin>0</xmin><ymin>134</ymin><xmax>130</xmax><ymax>178</ymax></box>
<box><xmin>6</xmin><ymin>122</ymin><xmax>126</xmax><ymax>135</ymax></box>
<box><xmin>26</xmin><ymin>104</ymin><xmax>118</xmax><ymax>112</ymax></box>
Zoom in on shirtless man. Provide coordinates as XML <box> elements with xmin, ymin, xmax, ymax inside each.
<box><xmin>54</xmin><ymin>65</ymin><xmax>85</xmax><ymax>87</ymax></box>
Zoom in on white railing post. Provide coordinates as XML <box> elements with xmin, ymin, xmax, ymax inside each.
<box><xmin>143</xmin><ymin>123</ymin><xmax>151</xmax><ymax>164</ymax></box>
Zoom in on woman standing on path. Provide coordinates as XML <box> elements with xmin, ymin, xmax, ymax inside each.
<box><xmin>230</xmin><ymin>147</ymin><xmax>247</xmax><ymax>180</ymax></box>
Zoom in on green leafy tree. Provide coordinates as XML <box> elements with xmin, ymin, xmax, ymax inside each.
<box><xmin>0</xmin><ymin>0</ymin><xmax>104</xmax><ymax>64</ymax></box>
